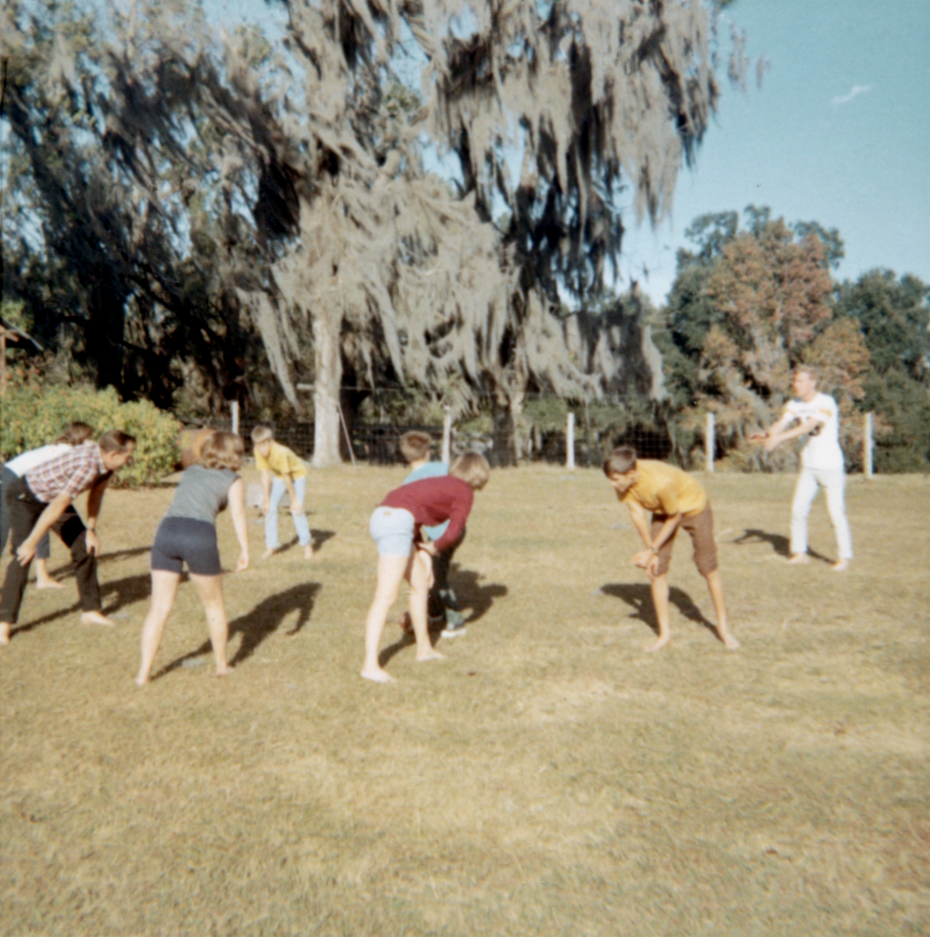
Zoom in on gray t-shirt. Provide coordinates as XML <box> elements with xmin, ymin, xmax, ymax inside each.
<box><xmin>165</xmin><ymin>465</ymin><xmax>239</xmax><ymax>526</ymax></box>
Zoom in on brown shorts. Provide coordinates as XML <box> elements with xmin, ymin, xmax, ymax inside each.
<box><xmin>651</xmin><ymin>503</ymin><xmax>718</xmax><ymax>576</ymax></box>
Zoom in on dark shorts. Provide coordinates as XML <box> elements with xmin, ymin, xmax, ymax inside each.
<box><xmin>652</xmin><ymin>503</ymin><xmax>718</xmax><ymax>577</ymax></box>
<box><xmin>151</xmin><ymin>517</ymin><xmax>221</xmax><ymax>576</ymax></box>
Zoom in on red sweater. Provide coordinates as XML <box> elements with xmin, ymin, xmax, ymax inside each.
<box><xmin>380</xmin><ymin>476</ymin><xmax>474</xmax><ymax>552</ymax></box>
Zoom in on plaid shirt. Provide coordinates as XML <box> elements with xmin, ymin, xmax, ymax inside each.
<box><xmin>25</xmin><ymin>443</ymin><xmax>110</xmax><ymax>503</ymax></box>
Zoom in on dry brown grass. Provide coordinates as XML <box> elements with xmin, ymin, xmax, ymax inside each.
<box><xmin>1</xmin><ymin>466</ymin><xmax>928</xmax><ymax>936</ymax></box>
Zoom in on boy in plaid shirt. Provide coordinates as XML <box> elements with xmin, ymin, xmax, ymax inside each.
<box><xmin>0</xmin><ymin>430</ymin><xmax>136</xmax><ymax>644</ymax></box>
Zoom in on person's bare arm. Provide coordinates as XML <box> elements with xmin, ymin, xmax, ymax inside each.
<box><xmin>281</xmin><ymin>475</ymin><xmax>304</xmax><ymax>515</ymax></box>
<box><xmin>228</xmin><ymin>479</ymin><xmax>250</xmax><ymax>571</ymax></box>
<box><xmin>259</xmin><ymin>469</ymin><xmax>272</xmax><ymax>515</ymax></box>
<box><xmin>83</xmin><ymin>474</ymin><xmax>112</xmax><ymax>554</ymax></box>
<box><xmin>763</xmin><ymin>416</ymin><xmax>822</xmax><ymax>452</ymax></box>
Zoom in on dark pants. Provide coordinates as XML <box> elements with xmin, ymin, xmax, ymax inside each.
<box><xmin>1</xmin><ymin>465</ymin><xmax>51</xmax><ymax>560</ymax></box>
<box><xmin>0</xmin><ymin>476</ymin><xmax>101</xmax><ymax>624</ymax></box>
<box><xmin>428</xmin><ymin>530</ymin><xmax>465</xmax><ymax>623</ymax></box>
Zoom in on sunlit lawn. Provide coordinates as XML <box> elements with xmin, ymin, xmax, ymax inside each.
<box><xmin>1</xmin><ymin>466</ymin><xmax>927</xmax><ymax>936</ymax></box>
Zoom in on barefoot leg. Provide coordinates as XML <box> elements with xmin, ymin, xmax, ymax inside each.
<box><xmin>360</xmin><ymin>553</ymin><xmax>408</xmax><ymax>682</ymax></box>
<box><xmin>191</xmin><ymin>573</ymin><xmax>231</xmax><ymax>677</ymax></box>
<box><xmin>136</xmin><ymin>570</ymin><xmax>181</xmax><ymax>685</ymax></box>
<box><xmin>646</xmin><ymin>573</ymin><xmax>672</xmax><ymax>652</ymax></box>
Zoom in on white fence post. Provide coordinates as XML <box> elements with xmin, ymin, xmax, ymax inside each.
<box><xmin>705</xmin><ymin>412</ymin><xmax>715</xmax><ymax>473</ymax></box>
<box><xmin>566</xmin><ymin>412</ymin><xmax>575</xmax><ymax>470</ymax></box>
<box><xmin>864</xmin><ymin>411</ymin><xmax>874</xmax><ymax>479</ymax></box>
<box><xmin>442</xmin><ymin>406</ymin><xmax>452</xmax><ymax>464</ymax></box>
<box><xmin>231</xmin><ymin>400</ymin><xmax>239</xmax><ymax>437</ymax></box>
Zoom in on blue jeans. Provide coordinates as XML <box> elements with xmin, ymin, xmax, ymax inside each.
<box><xmin>265</xmin><ymin>476</ymin><xmax>311</xmax><ymax>549</ymax></box>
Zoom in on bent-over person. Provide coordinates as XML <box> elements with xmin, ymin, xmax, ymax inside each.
<box><xmin>0</xmin><ymin>430</ymin><xmax>136</xmax><ymax>644</ymax></box>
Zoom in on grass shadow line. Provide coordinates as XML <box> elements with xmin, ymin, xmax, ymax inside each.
<box><xmin>732</xmin><ymin>528</ymin><xmax>830</xmax><ymax>563</ymax></box>
<box><xmin>600</xmin><ymin>581</ymin><xmax>718</xmax><ymax>638</ymax></box>
<box><xmin>154</xmin><ymin>582</ymin><xmax>321</xmax><ymax>679</ymax></box>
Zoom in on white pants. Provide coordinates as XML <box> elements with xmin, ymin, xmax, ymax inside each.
<box><xmin>790</xmin><ymin>467</ymin><xmax>853</xmax><ymax>559</ymax></box>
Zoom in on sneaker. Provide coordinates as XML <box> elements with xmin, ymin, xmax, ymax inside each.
<box><xmin>442</xmin><ymin>620</ymin><xmax>467</xmax><ymax>638</ymax></box>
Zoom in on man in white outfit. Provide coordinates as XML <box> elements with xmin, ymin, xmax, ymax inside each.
<box><xmin>751</xmin><ymin>366</ymin><xmax>853</xmax><ymax>571</ymax></box>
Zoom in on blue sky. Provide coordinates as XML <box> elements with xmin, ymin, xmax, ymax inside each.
<box><xmin>221</xmin><ymin>0</ymin><xmax>929</xmax><ymax>305</ymax></box>
<box><xmin>619</xmin><ymin>0</ymin><xmax>930</xmax><ymax>304</ymax></box>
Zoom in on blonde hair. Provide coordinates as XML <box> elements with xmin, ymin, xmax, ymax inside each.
<box><xmin>251</xmin><ymin>425</ymin><xmax>274</xmax><ymax>444</ymax></box>
<box><xmin>201</xmin><ymin>431</ymin><xmax>244</xmax><ymax>471</ymax></box>
<box><xmin>449</xmin><ymin>452</ymin><xmax>490</xmax><ymax>490</ymax></box>
<box><xmin>793</xmin><ymin>364</ymin><xmax>821</xmax><ymax>384</ymax></box>
<box><xmin>399</xmin><ymin>431</ymin><xmax>433</xmax><ymax>463</ymax></box>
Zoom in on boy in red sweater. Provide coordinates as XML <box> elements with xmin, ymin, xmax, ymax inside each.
<box><xmin>361</xmin><ymin>452</ymin><xmax>490</xmax><ymax>683</ymax></box>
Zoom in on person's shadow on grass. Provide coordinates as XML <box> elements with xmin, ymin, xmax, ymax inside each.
<box><xmin>378</xmin><ymin>567</ymin><xmax>507</xmax><ymax>667</ymax></box>
<box><xmin>732</xmin><ymin>528</ymin><xmax>830</xmax><ymax>563</ymax></box>
<box><xmin>154</xmin><ymin>582</ymin><xmax>321</xmax><ymax>678</ymax></box>
<box><xmin>8</xmin><ymin>571</ymin><xmax>151</xmax><ymax>640</ymax></box>
<box><xmin>273</xmin><ymin>529</ymin><xmax>336</xmax><ymax>556</ymax></box>
<box><xmin>600</xmin><ymin>582</ymin><xmax>719</xmax><ymax>640</ymax></box>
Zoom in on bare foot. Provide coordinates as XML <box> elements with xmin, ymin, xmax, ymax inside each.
<box><xmin>303</xmin><ymin>546</ymin><xmax>314</xmax><ymax>560</ymax></box>
<box><xmin>720</xmin><ymin>631</ymin><xmax>740</xmax><ymax>650</ymax></box>
<box><xmin>36</xmin><ymin>579</ymin><xmax>64</xmax><ymax>590</ymax></box>
<box><xmin>81</xmin><ymin>611</ymin><xmax>117</xmax><ymax>627</ymax></box>
<box><xmin>416</xmin><ymin>647</ymin><xmax>445</xmax><ymax>662</ymax></box>
<box><xmin>213</xmin><ymin>666</ymin><xmax>231</xmax><ymax>678</ymax></box>
<box><xmin>361</xmin><ymin>666</ymin><xmax>396</xmax><ymax>683</ymax></box>
<box><xmin>261</xmin><ymin>548</ymin><xmax>276</xmax><ymax>560</ymax></box>
<box><xmin>832</xmin><ymin>559</ymin><xmax>850</xmax><ymax>572</ymax></box>
<box><xmin>134</xmin><ymin>673</ymin><xmax>150</xmax><ymax>687</ymax></box>
<box><xmin>786</xmin><ymin>554</ymin><xmax>810</xmax><ymax>565</ymax></box>
<box><xmin>644</xmin><ymin>635</ymin><xmax>671</xmax><ymax>653</ymax></box>
<box><xmin>0</xmin><ymin>622</ymin><xmax>10</xmax><ymax>646</ymax></box>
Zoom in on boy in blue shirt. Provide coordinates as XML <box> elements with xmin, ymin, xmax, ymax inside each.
<box><xmin>399</xmin><ymin>431</ymin><xmax>467</xmax><ymax>636</ymax></box>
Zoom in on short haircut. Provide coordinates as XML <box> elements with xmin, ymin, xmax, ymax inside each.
<box><xmin>603</xmin><ymin>446</ymin><xmax>637</xmax><ymax>477</ymax></box>
<box><xmin>54</xmin><ymin>422</ymin><xmax>94</xmax><ymax>446</ymax></box>
<box><xmin>794</xmin><ymin>364</ymin><xmax>820</xmax><ymax>383</ymax></box>
<box><xmin>449</xmin><ymin>451</ymin><xmax>490</xmax><ymax>490</ymax></box>
<box><xmin>98</xmin><ymin>429</ymin><xmax>137</xmax><ymax>453</ymax></box>
<box><xmin>399</xmin><ymin>431</ymin><xmax>433</xmax><ymax>464</ymax></box>
<box><xmin>251</xmin><ymin>425</ymin><xmax>274</xmax><ymax>444</ymax></box>
<box><xmin>201</xmin><ymin>431</ymin><xmax>244</xmax><ymax>471</ymax></box>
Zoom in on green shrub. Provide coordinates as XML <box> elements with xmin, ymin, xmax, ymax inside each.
<box><xmin>0</xmin><ymin>380</ymin><xmax>180</xmax><ymax>486</ymax></box>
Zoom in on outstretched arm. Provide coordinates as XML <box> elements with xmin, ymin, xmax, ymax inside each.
<box><xmin>228</xmin><ymin>479</ymin><xmax>250</xmax><ymax>571</ymax></box>
<box><xmin>763</xmin><ymin>416</ymin><xmax>822</xmax><ymax>452</ymax></box>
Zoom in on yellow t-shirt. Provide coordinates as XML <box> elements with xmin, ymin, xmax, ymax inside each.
<box><xmin>255</xmin><ymin>441</ymin><xmax>307</xmax><ymax>480</ymax></box>
<box><xmin>621</xmin><ymin>460</ymin><xmax>707</xmax><ymax>518</ymax></box>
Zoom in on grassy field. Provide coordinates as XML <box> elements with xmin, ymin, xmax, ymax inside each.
<box><xmin>1</xmin><ymin>465</ymin><xmax>927</xmax><ymax>936</ymax></box>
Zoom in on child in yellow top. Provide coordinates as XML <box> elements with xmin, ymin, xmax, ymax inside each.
<box><xmin>251</xmin><ymin>426</ymin><xmax>313</xmax><ymax>560</ymax></box>
<box><xmin>603</xmin><ymin>446</ymin><xmax>738</xmax><ymax>653</ymax></box>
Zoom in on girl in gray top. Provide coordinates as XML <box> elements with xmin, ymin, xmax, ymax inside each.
<box><xmin>136</xmin><ymin>432</ymin><xmax>249</xmax><ymax>685</ymax></box>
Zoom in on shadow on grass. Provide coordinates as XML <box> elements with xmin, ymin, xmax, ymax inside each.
<box><xmin>600</xmin><ymin>582</ymin><xmax>718</xmax><ymax>639</ymax></box>
<box><xmin>154</xmin><ymin>582</ymin><xmax>321</xmax><ymax>679</ymax></box>
<box><xmin>732</xmin><ymin>528</ymin><xmax>830</xmax><ymax>563</ymax></box>
<box><xmin>378</xmin><ymin>566</ymin><xmax>507</xmax><ymax>667</ymax></box>
<box><xmin>8</xmin><ymin>571</ymin><xmax>151</xmax><ymax>640</ymax></box>
<box><xmin>272</xmin><ymin>529</ymin><xmax>336</xmax><ymax>556</ymax></box>
<box><xmin>453</xmin><ymin>565</ymin><xmax>508</xmax><ymax>624</ymax></box>
<box><xmin>44</xmin><ymin>545</ymin><xmax>153</xmax><ymax>581</ymax></box>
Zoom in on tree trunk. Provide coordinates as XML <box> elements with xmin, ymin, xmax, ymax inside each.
<box><xmin>312</xmin><ymin>309</ymin><xmax>343</xmax><ymax>467</ymax></box>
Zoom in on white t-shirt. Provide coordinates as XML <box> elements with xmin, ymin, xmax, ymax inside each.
<box><xmin>783</xmin><ymin>392</ymin><xmax>844</xmax><ymax>471</ymax></box>
<box><xmin>5</xmin><ymin>444</ymin><xmax>72</xmax><ymax>478</ymax></box>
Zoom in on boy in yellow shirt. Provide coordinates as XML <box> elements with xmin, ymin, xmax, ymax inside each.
<box><xmin>251</xmin><ymin>426</ymin><xmax>313</xmax><ymax>560</ymax></box>
<box><xmin>603</xmin><ymin>446</ymin><xmax>738</xmax><ymax>652</ymax></box>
